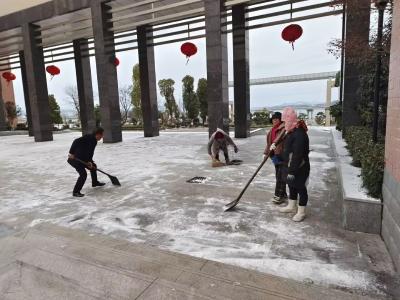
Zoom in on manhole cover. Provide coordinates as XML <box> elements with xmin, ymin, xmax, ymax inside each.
<box><xmin>187</xmin><ymin>176</ymin><xmax>207</xmax><ymax>184</ymax></box>
<box><xmin>229</xmin><ymin>159</ymin><xmax>243</xmax><ymax>165</ymax></box>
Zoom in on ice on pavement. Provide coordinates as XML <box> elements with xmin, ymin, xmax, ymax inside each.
<box><xmin>0</xmin><ymin>129</ymin><xmax>388</xmax><ymax>295</ymax></box>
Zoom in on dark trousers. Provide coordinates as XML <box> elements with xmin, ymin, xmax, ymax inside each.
<box><xmin>68</xmin><ymin>159</ymin><xmax>98</xmax><ymax>193</ymax></box>
<box><xmin>274</xmin><ymin>164</ymin><xmax>287</xmax><ymax>198</ymax></box>
<box><xmin>289</xmin><ymin>186</ymin><xmax>308</xmax><ymax>206</ymax></box>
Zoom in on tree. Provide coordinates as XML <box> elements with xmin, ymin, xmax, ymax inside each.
<box><xmin>158</xmin><ymin>79</ymin><xmax>179</xmax><ymax>123</ymax></box>
<box><xmin>4</xmin><ymin>102</ymin><xmax>21</xmax><ymax>128</ymax></box>
<box><xmin>327</xmin><ymin>0</ymin><xmax>393</xmax><ymax>133</ymax></box>
<box><xmin>298</xmin><ymin>113</ymin><xmax>308</xmax><ymax>120</ymax></box>
<box><xmin>315</xmin><ymin>112</ymin><xmax>326</xmax><ymax>126</ymax></box>
<box><xmin>48</xmin><ymin>94</ymin><xmax>63</xmax><ymax>124</ymax></box>
<box><xmin>182</xmin><ymin>75</ymin><xmax>199</xmax><ymax>124</ymax></box>
<box><xmin>65</xmin><ymin>85</ymin><xmax>80</xmax><ymax>121</ymax></box>
<box><xmin>119</xmin><ymin>85</ymin><xmax>133</xmax><ymax>125</ymax></box>
<box><xmin>94</xmin><ymin>104</ymin><xmax>101</xmax><ymax>127</ymax></box>
<box><xmin>197</xmin><ymin>78</ymin><xmax>207</xmax><ymax>125</ymax></box>
<box><xmin>252</xmin><ymin>109</ymin><xmax>270</xmax><ymax>126</ymax></box>
<box><xmin>131</xmin><ymin>64</ymin><xmax>142</xmax><ymax>124</ymax></box>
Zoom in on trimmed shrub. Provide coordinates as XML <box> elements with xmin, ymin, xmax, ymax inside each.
<box><xmin>343</xmin><ymin>126</ymin><xmax>385</xmax><ymax>199</ymax></box>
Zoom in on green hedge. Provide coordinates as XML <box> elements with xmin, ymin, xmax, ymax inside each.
<box><xmin>343</xmin><ymin>126</ymin><xmax>385</xmax><ymax>199</ymax></box>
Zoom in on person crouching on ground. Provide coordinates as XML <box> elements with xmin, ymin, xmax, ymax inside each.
<box><xmin>208</xmin><ymin>128</ymin><xmax>238</xmax><ymax>165</ymax></box>
<box><xmin>67</xmin><ymin>127</ymin><xmax>106</xmax><ymax>197</ymax></box>
<box><xmin>279</xmin><ymin>108</ymin><xmax>310</xmax><ymax>222</ymax></box>
<box><xmin>264</xmin><ymin>112</ymin><xmax>287</xmax><ymax>204</ymax></box>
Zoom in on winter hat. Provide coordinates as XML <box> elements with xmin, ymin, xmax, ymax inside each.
<box><xmin>282</xmin><ymin>107</ymin><xmax>298</xmax><ymax>132</ymax></box>
<box><xmin>215</xmin><ymin>131</ymin><xmax>224</xmax><ymax>139</ymax></box>
<box><xmin>271</xmin><ymin>112</ymin><xmax>282</xmax><ymax>121</ymax></box>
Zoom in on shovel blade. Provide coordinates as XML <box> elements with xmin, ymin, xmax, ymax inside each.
<box><xmin>109</xmin><ymin>175</ymin><xmax>121</xmax><ymax>186</ymax></box>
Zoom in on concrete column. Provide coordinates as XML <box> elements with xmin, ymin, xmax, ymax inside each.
<box><xmin>0</xmin><ymin>79</ymin><xmax>7</xmax><ymax>131</ymax></box>
<box><xmin>73</xmin><ymin>39</ymin><xmax>96</xmax><ymax>135</ymax></box>
<box><xmin>205</xmin><ymin>0</ymin><xmax>229</xmax><ymax>136</ymax></box>
<box><xmin>137</xmin><ymin>25</ymin><xmax>159</xmax><ymax>137</ymax></box>
<box><xmin>91</xmin><ymin>1</ymin><xmax>122</xmax><ymax>143</ymax></box>
<box><xmin>342</xmin><ymin>0</ymin><xmax>370</xmax><ymax>131</ymax></box>
<box><xmin>325</xmin><ymin>79</ymin><xmax>334</xmax><ymax>126</ymax></box>
<box><xmin>19</xmin><ymin>51</ymin><xmax>34</xmax><ymax>136</ymax></box>
<box><xmin>22</xmin><ymin>23</ymin><xmax>52</xmax><ymax>142</ymax></box>
<box><xmin>232</xmin><ymin>4</ymin><xmax>250</xmax><ymax>138</ymax></box>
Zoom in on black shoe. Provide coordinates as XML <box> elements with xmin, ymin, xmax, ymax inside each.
<box><xmin>73</xmin><ymin>192</ymin><xmax>85</xmax><ymax>197</ymax></box>
<box><xmin>92</xmin><ymin>182</ymin><xmax>106</xmax><ymax>187</ymax></box>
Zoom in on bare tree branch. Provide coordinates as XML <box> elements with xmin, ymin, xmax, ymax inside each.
<box><xmin>119</xmin><ymin>85</ymin><xmax>133</xmax><ymax>125</ymax></box>
<box><xmin>65</xmin><ymin>85</ymin><xmax>80</xmax><ymax>121</ymax></box>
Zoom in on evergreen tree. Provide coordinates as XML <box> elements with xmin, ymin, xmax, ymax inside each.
<box><xmin>158</xmin><ymin>79</ymin><xmax>179</xmax><ymax>121</ymax></box>
<box><xmin>131</xmin><ymin>64</ymin><xmax>143</xmax><ymax>124</ymax></box>
<box><xmin>196</xmin><ymin>78</ymin><xmax>207</xmax><ymax>125</ymax></box>
<box><xmin>182</xmin><ymin>75</ymin><xmax>199</xmax><ymax>123</ymax></box>
<box><xmin>48</xmin><ymin>94</ymin><xmax>63</xmax><ymax>124</ymax></box>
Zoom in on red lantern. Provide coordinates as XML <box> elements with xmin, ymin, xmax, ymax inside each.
<box><xmin>281</xmin><ymin>24</ymin><xmax>303</xmax><ymax>50</ymax></box>
<box><xmin>2</xmin><ymin>71</ymin><xmax>16</xmax><ymax>83</ymax></box>
<box><xmin>180</xmin><ymin>42</ymin><xmax>197</xmax><ymax>64</ymax></box>
<box><xmin>109</xmin><ymin>56</ymin><xmax>119</xmax><ymax>67</ymax></box>
<box><xmin>46</xmin><ymin>65</ymin><xmax>60</xmax><ymax>79</ymax></box>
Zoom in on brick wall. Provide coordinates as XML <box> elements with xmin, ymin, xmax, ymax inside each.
<box><xmin>382</xmin><ymin>0</ymin><xmax>400</xmax><ymax>272</ymax></box>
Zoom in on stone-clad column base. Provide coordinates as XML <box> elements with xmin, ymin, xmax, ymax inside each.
<box><xmin>91</xmin><ymin>1</ymin><xmax>122</xmax><ymax>143</ymax></box>
<box><xmin>232</xmin><ymin>4</ymin><xmax>250</xmax><ymax>138</ymax></box>
<box><xmin>22</xmin><ymin>23</ymin><xmax>52</xmax><ymax>142</ymax></box>
<box><xmin>205</xmin><ymin>0</ymin><xmax>229</xmax><ymax>137</ymax></box>
<box><xmin>137</xmin><ymin>25</ymin><xmax>159</xmax><ymax>138</ymax></box>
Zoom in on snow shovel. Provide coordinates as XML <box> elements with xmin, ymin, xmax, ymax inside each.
<box><xmin>74</xmin><ymin>158</ymin><xmax>121</xmax><ymax>186</ymax></box>
<box><xmin>223</xmin><ymin>132</ymin><xmax>287</xmax><ymax>212</ymax></box>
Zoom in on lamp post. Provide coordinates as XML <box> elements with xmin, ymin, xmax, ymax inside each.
<box><xmin>372</xmin><ymin>0</ymin><xmax>388</xmax><ymax>143</ymax></box>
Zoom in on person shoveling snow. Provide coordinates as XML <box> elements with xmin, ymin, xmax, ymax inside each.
<box><xmin>208</xmin><ymin>128</ymin><xmax>238</xmax><ymax>167</ymax></box>
<box><xmin>67</xmin><ymin>127</ymin><xmax>106</xmax><ymax>197</ymax></box>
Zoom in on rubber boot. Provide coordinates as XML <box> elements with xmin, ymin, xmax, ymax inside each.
<box><xmin>293</xmin><ymin>205</ymin><xmax>306</xmax><ymax>222</ymax></box>
<box><xmin>279</xmin><ymin>199</ymin><xmax>297</xmax><ymax>213</ymax></box>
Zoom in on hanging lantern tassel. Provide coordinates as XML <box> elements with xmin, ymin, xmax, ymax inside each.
<box><xmin>180</xmin><ymin>42</ymin><xmax>197</xmax><ymax>65</ymax></box>
<box><xmin>2</xmin><ymin>71</ymin><xmax>16</xmax><ymax>84</ymax></box>
<box><xmin>46</xmin><ymin>65</ymin><xmax>60</xmax><ymax>80</ymax></box>
<box><xmin>281</xmin><ymin>24</ymin><xmax>303</xmax><ymax>51</ymax></box>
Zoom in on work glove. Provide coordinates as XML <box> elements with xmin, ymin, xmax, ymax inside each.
<box><xmin>287</xmin><ymin>174</ymin><xmax>295</xmax><ymax>184</ymax></box>
<box><xmin>234</xmin><ymin>146</ymin><xmax>238</xmax><ymax>153</ymax></box>
<box><xmin>270</xmin><ymin>143</ymin><xmax>277</xmax><ymax>151</ymax></box>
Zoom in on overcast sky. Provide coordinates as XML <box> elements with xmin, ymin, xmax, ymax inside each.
<box><xmin>11</xmin><ymin>11</ymin><xmax>342</xmax><ymax>115</ymax></box>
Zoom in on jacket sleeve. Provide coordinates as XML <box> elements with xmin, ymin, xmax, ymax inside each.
<box><xmin>288</xmin><ymin>131</ymin><xmax>308</xmax><ymax>175</ymax></box>
<box><xmin>223</xmin><ymin>132</ymin><xmax>237</xmax><ymax>148</ymax></box>
<box><xmin>208</xmin><ymin>135</ymin><xmax>215</xmax><ymax>155</ymax></box>
<box><xmin>265</xmin><ymin>130</ymin><xmax>272</xmax><ymax>155</ymax></box>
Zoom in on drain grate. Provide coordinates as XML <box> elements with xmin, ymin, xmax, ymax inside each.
<box><xmin>187</xmin><ymin>176</ymin><xmax>207</xmax><ymax>184</ymax></box>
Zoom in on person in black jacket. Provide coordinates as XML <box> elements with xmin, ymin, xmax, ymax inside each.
<box><xmin>278</xmin><ymin>108</ymin><xmax>310</xmax><ymax>222</ymax></box>
<box><xmin>67</xmin><ymin>128</ymin><xmax>106</xmax><ymax>197</ymax></box>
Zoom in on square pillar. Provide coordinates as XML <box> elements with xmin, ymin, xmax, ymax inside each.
<box><xmin>342</xmin><ymin>0</ymin><xmax>371</xmax><ymax>131</ymax></box>
<box><xmin>22</xmin><ymin>23</ymin><xmax>52</xmax><ymax>142</ymax></box>
<box><xmin>0</xmin><ymin>79</ymin><xmax>7</xmax><ymax>131</ymax></box>
<box><xmin>137</xmin><ymin>25</ymin><xmax>159</xmax><ymax>137</ymax></box>
<box><xmin>205</xmin><ymin>0</ymin><xmax>230</xmax><ymax>136</ymax></box>
<box><xmin>73</xmin><ymin>39</ymin><xmax>96</xmax><ymax>135</ymax></box>
<box><xmin>232</xmin><ymin>4</ymin><xmax>250</xmax><ymax>138</ymax></box>
<box><xmin>19</xmin><ymin>51</ymin><xmax>34</xmax><ymax>136</ymax></box>
<box><xmin>382</xmin><ymin>0</ymin><xmax>400</xmax><ymax>271</ymax></box>
<box><xmin>91</xmin><ymin>1</ymin><xmax>122</xmax><ymax>143</ymax></box>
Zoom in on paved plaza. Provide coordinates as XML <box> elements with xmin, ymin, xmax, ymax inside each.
<box><xmin>0</xmin><ymin>128</ymin><xmax>399</xmax><ymax>298</ymax></box>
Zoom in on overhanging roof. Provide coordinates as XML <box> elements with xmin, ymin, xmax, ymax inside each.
<box><xmin>0</xmin><ymin>0</ymin><xmax>343</xmax><ymax>65</ymax></box>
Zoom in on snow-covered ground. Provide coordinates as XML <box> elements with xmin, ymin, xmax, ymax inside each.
<box><xmin>0</xmin><ymin>128</ymin><xmax>396</xmax><ymax>297</ymax></box>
